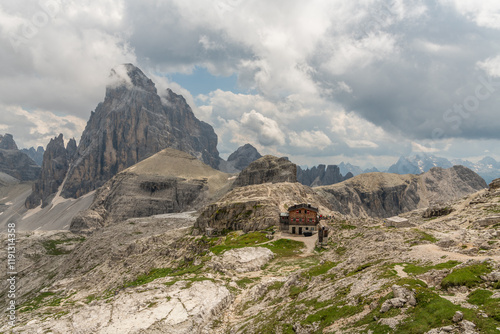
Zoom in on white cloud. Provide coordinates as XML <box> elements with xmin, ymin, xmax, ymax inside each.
<box><xmin>240</xmin><ymin>110</ymin><xmax>285</xmax><ymax>146</ymax></box>
<box><xmin>477</xmin><ymin>55</ymin><xmax>500</xmax><ymax>78</ymax></box>
<box><xmin>440</xmin><ymin>0</ymin><xmax>500</xmax><ymax>29</ymax></box>
<box><xmin>0</xmin><ymin>104</ymin><xmax>86</xmax><ymax>148</ymax></box>
<box><xmin>0</xmin><ymin>0</ymin><xmax>499</xmax><ymax>168</ymax></box>
<box><xmin>411</xmin><ymin>141</ymin><xmax>440</xmax><ymax>153</ymax></box>
<box><xmin>289</xmin><ymin>130</ymin><xmax>332</xmax><ymax>150</ymax></box>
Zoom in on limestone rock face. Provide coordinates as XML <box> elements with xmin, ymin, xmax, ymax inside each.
<box><xmin>210</xmin><ymin>247</ymin><xmax>274</xmax><ymax>273</ymax></box>
<box><xmin>297</xmin><ymin>164</ymin><xmax>353</xmax><ymax>187</ymax></box>
<box><xmin>220</xmin><ymin>143</ymin><xmax>262</xmax><ymax>173</ymax></box>
<box><xmin>70</xmin><ymin>148</ymin><xmax>232</xmax><ymax>233</ymax></box>
<box><xmin>0</xmin><ymin>134</ymin><xmax>18</xmax><ymax>150</ymax></box>
<box><xmin>12</xmin><ymin>280</ymin><xmax>231</xmax><ymax>334</ymax></box>
<box><xmin>20</xmin><ymin>146</ymin><xmax>45</xmax><ymax>166</ymax></box>
<box><xmin>60</xmin><ymin>64</ymin><xmax>220</xmax><ymax>199</ymax></box>
<box><xmin>232</xmin><ymin>155</ymin><xmax>297</xmax><ymax>188</ymax></box>
<box><xmin>0</xmin><ymin>134</ymin><xmax>40</xmax><ymax>181</ymax></box>
<box><xmin>25</xmin><ymin>134</ymin><xmax>71</xmax><ymax>208</ymax></box>
<box><xmin>489</xmin><ymin>178</ymin><xmax>500</xmax><ymax>191</ymax></box>
<box><xmin>316</xmin><ymin>166</ymin><xmax>487</xmax><ymax>218</ymax></box>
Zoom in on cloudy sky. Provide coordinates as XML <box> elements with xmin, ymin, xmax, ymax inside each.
<box><xmin>1</xmin><ymin>0</ymin><xmax>500</xmax><ymax>168</ymax></box>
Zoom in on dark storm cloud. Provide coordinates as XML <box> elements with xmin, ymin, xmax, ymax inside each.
<box><xmin>310</xmin><ymin>1</ymin><xmax>500</xmax><ymax>142</ymax></box>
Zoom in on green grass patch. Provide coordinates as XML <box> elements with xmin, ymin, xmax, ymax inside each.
<box><xmin>289</xmin><ymin>286</ymin><xmax>307</xmax><ymax>298</ymax></box>
<box><xmin>262</xmin><ymin>238</ymin><xmax>305</xmax><ymax>257</ymax></box>
<box><xmin>235</xmin><ymin>277</ymin><xmax>259</xmax><ymax>288</ymax></box>
<box><xmin>346</xmin><ymin>261</ymin><xmax>380</xmax><ymax>277</ymax></box>
<box><xmin>267</xmin><ymin>281</ymin><xmax>285</xmax><ymax>291</ymax></box>
<box><xmin>395</xmin><ymin>288</ymin><xmax>456</xmax><ymax>333</ymax></box>
<box><xmin>302</xmin><ymin>304</ymin><xmax>363</xmax><ymax>330</ymax></box>
<box><xmin>210</xmin><ymin>231</ymin><xmax>268</xmax><ymax>255</ymax></box>
<box><xmin>403</xmin><ymin>260</ymin><xmax>461</xmax><ymax>275</ymax></box>
<box><xmin>124</xmin><ymin>263</ymin><xmax>204</xmax><ymax>288</ymax></box>
<box><xmin>335</xmin><ymin>246</ymin><xmax>347</xmax><ymax>256</ymax></box>
<box><xmin>468</xmin><ymin>289</ymin><xmax>500</xmax><ymax>321</ymax></box>
<box><xmin>340</xmin><ymin>223</ymin><xmax>357</xmax><ymax>230</ymax></box>
<box><xmin>302</xmin><ymin>261</ymin><xmax>338</xmax><ymax>279</ymax></box>
<box><xmin>41</xmin><ymin>237</ymin><xmax>86</xmax><ymax>255</ymax></box>
<box><xmin>20</xmin><ymin>292</ymin><xmax>65</xmax><ymax>312</ymax></box>
<box><xmin>411</xmin><ymin>229</ymin><xmax>438</xmax><ymax>243</ymax></box>
<box><xmin>441</xmin><ymin>263</ymin><xmax>492</xmax><ymax>289</ymax></box>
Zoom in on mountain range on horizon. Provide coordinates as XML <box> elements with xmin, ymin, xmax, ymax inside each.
<box><xmin>387</xmin><ymin>153</ymin><xmax>500</xmax><ymax>184</ymax></box>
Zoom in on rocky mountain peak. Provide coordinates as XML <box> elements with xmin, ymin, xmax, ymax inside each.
<box><xmin>297</xmin><ymin>164</ymin><xmax>352</xmax><ymax>187</ymax></box>
<box><xmin>232</xmin><ymin>155</ymin><xmax>297</xmax><ymax>188</ymax></box>
<box><xmin>0</xmin><ymin>134</ymin><xmax>40</xmax><ymax>181</ymax></box>
<box><xmin>25</xmin><ymin>134</ymin><xmax>71</xmax><ymax>208</ymax></box>
<box><xmin>108</xmin><ymin>63</ymin><xmax>157</xmax><ymax>94</ymax></box>
<box><xmin>227</xmin><ymin>143</ymin><xmax>262</xmax><ymax>171</ymax></box>
<box><xmin>66</xmin><ymin>138</ymin><xmax>77</xmax><ymax>161</ymax></box>
<box><xmin>54</xmin><ymin>64</ymin><xmax>220</xmax><ymax>200</ymax></box>
<box><xmin>21</xmin><ymin>146</ymin><xmax>45</xmax><ymax>166</ymax></box>
<box><xmin>0</xmin><ymin>133</ymin><xmax>18</xmax><ymax>150</ymax></box>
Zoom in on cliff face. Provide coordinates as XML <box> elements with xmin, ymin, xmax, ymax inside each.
<box><xmin>232</xmin><ymin>155</ymin><xmax>297</xmax><ymax>188</ymax></box>
<box><xmin>58</xmin><ymin>64</ymin><xmax>220</xmax><ymax>199</ymax></box>
<box><xmin>315</xmin><ymin>166</ymin><xmax>487</xmax><ymax>218</ymax></box>
<box><xmin>70</xmin><ymin>148</ymin><xmax>232</xmax><ymax>234</ymax></box>
<box><xmin>0</xmin><ymin>134</ymin><xmax>18</xmax><ymax>150</ymax></box>
<box><xmin>25</xmin><ymin>134</ymin><xmax>74</xmax><ymax>208</ymax></box>
<box><xmin>297</xmin><ymin>164</ymin><xmax>353</xmax><ymax>187</ymax></box>
<box><xmin>0</xmin><ymin>134</ymin><xmax>40</xmax><ymax>181</ymax></box>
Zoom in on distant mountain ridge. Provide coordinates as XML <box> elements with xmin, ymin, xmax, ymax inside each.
<box><xmin>297</xmin><ymin>164</ymin><xmax>353</xmax><ymax>187</ymax></box>
<box><xmin>0</xmin><ymin>134</ymin><xmax>40</xmax><ymax>181</ymax></box>
<box><xmin>316</xmin><ymin>165</ymin><xmax>487</xmax><ymax>218</ymax></box>
<box><xmin>21</xmin><ymin>146</ymin><xmax>45</xmax><ymax>166</ymax></box>
<box><xmin>388</xmin><ymin>153</ymin><xmax>500</xmax><ymax>183</ymax></box>
<box><xmin>219</xmin><ymin>143</ymin><xmax>262</xmax><ymax>173</ymax></box>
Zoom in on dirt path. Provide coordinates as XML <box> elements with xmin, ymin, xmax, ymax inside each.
<box><xmin>276</xmin><ymin>231</ymin><xmax>317</xmax><ymax>256</ymax></box>
<box><xmin>408</xmin><ymin>244</ymin><xmax>500</xmax><ymax>263</ymax></box>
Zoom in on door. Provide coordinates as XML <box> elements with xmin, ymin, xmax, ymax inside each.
<box><xmin>299</xmin><ymin>227</ymin><xmax>302</xmax><ymax>235</ymax></box>
<box><xmin>292</xmin><ymin>227</ymin><xmax>295</xmax><ymax>234</ymax></box>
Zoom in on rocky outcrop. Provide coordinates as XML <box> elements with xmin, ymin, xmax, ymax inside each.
<box><xmin>60</xmin><ymin>64</ymin><xmax>220</xmax><ymax>199</ymax></box>
<box><xmin>70</xmin><ymin>148</ymin><xmax>232</xmax><ymax>233</ymax></box>
<box><xmin>25</xmin><ymin>134</ymin><xmax>73</xmax><ymax>208</ymax></box>
<box><xmin>194</xmin><ymin>182</ymin><xmax>335</xmax><ymax>233</ymax></box>
<box><xmin>232</xmin><ymin>155</ymin><xmax>297</xmax><ymax>188</ymax></box>
<box><xmin>210</xmin><ymin>247</ymin><xmax>274</xmax><ymax>273</ymax></box>
<box><xmin>65</xmin><ymin>138</ymin><xmax>77</xmax><ymax>161</ymax></box>
<box><xmin>0</xmin><ymin>134</ymin><xmax>18</xmax><ymax>150</ymax></box>
<box><xmin>12</xmin><ymin>279</ymin><xmax>231</xmax><ymax>334</ymax></box>
<box><xmin>489</xmin><ymin>178</ymin><xmax>500</xmax><ymax>191</ymax></box>
<box><xmin>20</xmin><ymin>146</ymin><xmax>45</xmax><ymax>166</ymax></box>
<box><xmin>220</xmin><ymin>143</ymin><xmax>262</xmax><ymax>173</ymax></box>
<box><xmin>316</xmin><ymin>166</ymin><xmax>487</xmax><ymax>218</ymax></box>
<box><xmin>0</xmin><ymin>134</ymin><xmax>40</xmax><ymax>181</ymax></box>
<box><xmin>380</xmin><ymin>285</ymin><xmax>416</xmax><ymax>313</ymax></box>
<box><xmin>297</xmin><ymin>164</ymin><xmax>353</xmax><ymax>187</ymax></box>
